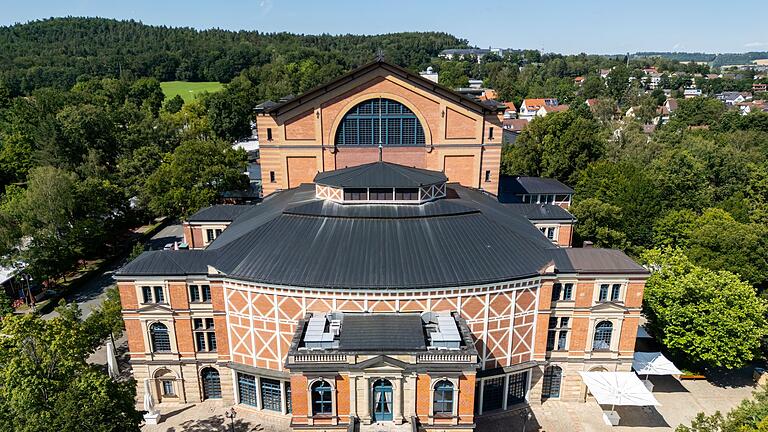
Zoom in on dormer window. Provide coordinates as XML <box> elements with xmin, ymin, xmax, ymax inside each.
<box><xmin>343</xmin><ymin>188</ymin><xmax>367</xmax><ymax>201</ymax></box>
<box><xmin>369</xmin><ymin>188</ymin><xmax>393</xmax><ymax>200</ymax></box>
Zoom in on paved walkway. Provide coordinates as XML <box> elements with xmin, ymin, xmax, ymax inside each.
<box><xmin>478</xmin><ymin>373</ymin><xmax>758</xmax><ymax>432</ymax></box>
<box><xmin>142</xmin><ymin>401</ymin><xmax>290</xmax><ymax>432</ymax></box>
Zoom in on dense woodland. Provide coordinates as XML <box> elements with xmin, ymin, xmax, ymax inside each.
<box><xmin>1</xmin><ymin>17</ymin><xmax>768</xmax><ymax>430</ymax></box>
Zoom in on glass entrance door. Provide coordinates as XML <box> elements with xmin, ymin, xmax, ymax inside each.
<box><xmin>372</xmin><ymin>379</ymin><xmax>393</xmax><ymax>422</ymax></box>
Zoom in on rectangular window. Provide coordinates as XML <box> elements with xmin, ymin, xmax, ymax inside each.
<box><xmin>369</xmin><ymin>188</ymin><xmax>393</xmax><ymax>201</ymax></box>
<box><xmin>522</xmin><ymin>195</ymin><xmax>532</xmax><ymax>203</ymax></box>
<box><xmin>507</xmin><ymin>371</ymin><xmax>528</xmax><ymax>406</ymax></box>
<box><xmin>557</xmin><ymin>330</ymin><xmax>568</xmax><ymax>350</ymax></box>
<box><xmin>269</xmin><ymin>171</ymin><xmax>276</xmax><ymax>183</ymax></box>
<box><xmin>193</xmin><ymin>318</ymin><xmax>204</xmax><ymax>329</ymax></box>
<box><xmin>205</xmin><ymin>318</ymin><xmax>215</xmax><ymax>329</ymax></box>
<box><xmin>484</xmin><ymin>170</ymin><xmax>491</xmax><ymax>182</ymax></box>
<box><xmin>562</xmin><ymin>283</ymin><xmax>573</xmax><ymax>300</ymax></box>
<box><xmin>555</xmin><ymin>194</ymin><xmax>570</xmax><ymax>203</ymax></box>
<box><xmin>189</xmin><ymin>285</ymin><xmax>200</xmax><ymax>302</ymax></box>
<box><xmin>611</xmin><ymin>284</ymin><xmax>622</xmax><ymax>301</ymax></box>
<box><xmin>205</xmin><ymin>229</ymin><xmax>215</xmax><ymax>244</ymax></box>
<box><xmin>142</xmin><ymin>286</ymin><xmax>152</xmax><ymax>303</ymax></box>
<box><xmin>266</xmin><ymin>128</ymin><xmax>273</xmax><ymax>141</ymax></box>
<box><xmin>238</xmin><ymin>373</ymin><xmax>258</xmax><ymax>407</ymax></box>
<box><xmin>547</xmin><ymin>317</ymin><xmax>569</xmax><ymax>352</ymax></box>
<box><xmin>546</xmin><ymin>331</ymin><xmax>556</xmax><ymax>351</ymax></box>
<box><xmin>598</xmin><ymin>284</ymin><xmax>609</xmax><ymax>302</ymax></box>
<box><xmin>344</xmin><ymin>188</ymin><xmax>367</xmax><ymax>201</ymax></box>
<box><xmin>395</xmin><ymin>188</ymin><xmax>419</xmax><ymax>200</ymax></box>
<box><xmin>195</xmin><ymin>332</ymin><xmax>206</xmax><ymax>352</ymax></box>
<box><xmin>162</xmin><ymin>380</ymin><xmax>175</xmax><ymax>396</ymax></box>
<box><xmin>201</xmin><ymin>285</ymin><xmax>212</xmax><ymax>302</ymax></box>
<box><xmin>207</xmin><ymin>332</ymin><xmax>217</xmax><ymax>352</ymax></box>
<box><xmin>261</xmin><ymin>378</ymin><xmax>282</xmax><ymax>412</ymax></box>
<box><xmin>488</xmin><ymin>127</ymin><xmax>494</xmax><ymax>140</ymax></box>
<box><xmin>153</xmin><ymin>286</ymin><xmax>165</xmax><ymax>303</ymax></box>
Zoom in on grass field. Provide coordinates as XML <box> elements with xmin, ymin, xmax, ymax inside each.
<box><xmin>160</xmin><ymin>81</ymin><xmax>224</xmax><ymax>103</ymax></box>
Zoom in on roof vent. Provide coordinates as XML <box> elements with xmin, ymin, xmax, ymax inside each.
<box><xmin>303</xmin><ymin>313</ymin><xmax>340</xmax><ymax>350</ymax></box>
<box><xmin>427</xmin><ymin>314</ymin><xmax>461</xmax><ymax>350</ymax></box>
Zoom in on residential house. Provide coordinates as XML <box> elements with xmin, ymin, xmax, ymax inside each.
<box><xmin>716</xmin><ymin>91</ymin><xmax>749</xmax><ymax>106</ymax></box>
<box><xmin>754</xmin><ymin>83</ymin><xmax>768</xmax><ymax>93</ymax></box>
<box><xmin>502</xmin><ymin>102</ymin><xmax>518</xmax><ymax>119</ymax></box>
<box><xmin>419</xmin><ymin>66</ymin><xmax>439</xmax><ymax>83</ymax></box>
<box><xmin>683</xmin><ymin>88</ymin><xmax>702</xmax><ymax>98</ymax></box>
<box><xmin>574</xmin><ymin>76</ymin><xmax>586</xmax><ymax>86</ymax></box>
<box><xmin>536</xmin><ymin>104</ymin><xmax>569</xmax><ymax>117</ymax></box>
<box><xmin>519</xmin><ymin>98</ymin><xmax>559</xmax><ymax>121</ymax></box>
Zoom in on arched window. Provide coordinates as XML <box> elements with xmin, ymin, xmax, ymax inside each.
<box><xmin>433</xmin><ymin>380</ymin><xmax>454</xmax><ymax>417</ymax></box>
<box><xmin>311</xmin><ymin>380</ymin><xmax>333</xmax><ymax>416</ymax></box>
<box><xmin>149</xmin><ymin>323</ymin><xmax>171</xmax><ymax>352</ymax></box>
<box><xmin>542</xmin><ymin>366</ymin><xmax>562</xmax><ymax>400</ymax></box>
<box><xmin>592</xmin><ymin>321</ymin><xmax>613</xmax><ymax>351</ymax></box>
<box><xmin>201</xmin><ymin>367</ymin><xmax>222</xmax><ymax>400</ymax></box>
<box><xmin>335</xmin><ymin>98</ymin><xmax>426</xmax><ymax>146</ymax></box>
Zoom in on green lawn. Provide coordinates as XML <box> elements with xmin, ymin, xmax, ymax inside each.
<box><xmin>160</xmin><ymin>81</ymin><xmax>224</xmax><ymax>103</ymax></box>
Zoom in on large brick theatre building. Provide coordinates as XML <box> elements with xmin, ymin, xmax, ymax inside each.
<box><xmin>117</xmin><ymin>60</ymin><xmax>648</xmax><ymax>431</ymax></box>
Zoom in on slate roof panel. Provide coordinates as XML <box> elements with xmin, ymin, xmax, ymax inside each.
<box><xmin>338</xmin><ymin>314</ymin><xmax>426</xmax><ymax>351</ymax></box>
<box><xmin>187</xmin><ymin>204</ymin><xmax>253</xmax><ymax>222</ymax></box>
<box><xmin>314</xmin><ymin>161</ymin><xmax>447</xmax><ymax>188</ymax></box>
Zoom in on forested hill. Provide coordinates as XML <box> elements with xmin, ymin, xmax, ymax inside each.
<box><xmin>633</xmin><ymin>51</ymin><xmax>768</xmax><ymax>66</ymax></box>
<box><xmin>0</xmin><ymin>17</ymin><xmax>469</xmax><ymax>94</ymax></box>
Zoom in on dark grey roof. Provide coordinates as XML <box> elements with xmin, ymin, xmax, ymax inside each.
<box><xmin>119</xmin><ymin>173</ymin><xmax>642</xmax><ymax>287</ymax></box>
<box><xmin>314</xmin><ymin>161</ymin><xmax>447</xmax><ymax>188</ymax></box>
<box><xmin>187</xmin><ymin>205</ymin><xmax>253</xmax><ymax>223</ymax></box>
<box><xmin>338</xmin><ymin>314</ymin><xmax>426</xmax><ymax>351</ymax></box>
<box><xmin>503</xmin><ymin>203</ymin><xmax>575</xmax><ymax>221</ymax></box>
<box><xmin>500</xmin><ymin>175</ymin><xmax>574</xmax><ymax>196</ymax></box>
<box><xmin>560</xmin><ymin>248</ymin><xmax>648</xmax><ymax>275</ymax></box>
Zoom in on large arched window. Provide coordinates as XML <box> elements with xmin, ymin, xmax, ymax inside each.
<box><xmin>149</xmin><ymin>323</ymin><xmax>171</xmax><ymax>352</ymax></box>
<box><xmin>335</xmin><ymin>98</ymin><xmax>426</xmax><ymax>146</ymax></box>
<box><xmin>592</xmin><ymin>321</ymin><xmax>613</xmax><ymax>351</ymax></box>
<box><xmin>311</xmin><ymin>380</ymin><xmax>333</xmax><ymax>416</ymax></box>
<box><xmin>433</xmin><ymin>380</ymin><xmax>454</xmax><ymax>417</ymax></box>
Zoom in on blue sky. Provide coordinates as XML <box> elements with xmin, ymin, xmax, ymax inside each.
<box><xmin>3</xmin><ymin>0</ymin><xmax>767</xmax><ymax>54</ymax></box>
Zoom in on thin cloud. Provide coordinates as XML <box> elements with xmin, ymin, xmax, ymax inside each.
<box><xmin>745</xmin><ymin>41</ymin><xmax>768</xmax><ymax>48</ymax></box>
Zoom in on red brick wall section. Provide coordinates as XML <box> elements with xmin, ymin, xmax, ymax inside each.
<box><xmin>457</xmin><ymin>373</ymin><xmax>476</xmax><ymax>424</ymax></box>
<box><xmin>117</xmin><ymin>282</ymin><xmax>138</xmax><ymax>310</ymax></box>
<box><xmin>284</xmin><ymin>109</ymin><xmax>316</xmax><ymax>141</ymax></box>
<box><xmin>558</xmin><ymin>224</ymin><xmax>573</xmax><ymax>247</ymax></box>
<box><xmin>174</xmin><ymin>317</ymin><xmax>194</xmax><ymax>355</ymax></box>
<box><xmin>619</xmin><ymin>316</ymin><xmax>639</xmax><ymax>355</ymax></box>
<box><xmin>624</xmin><ymin>281</ymin><xmax>646</xmax><ymax>308</ymax></box>
<box><xmin>335</xmin><ymin>374</ymin><xmax>350</xmax><ymax>418</ymax></box>
<box><xmin>416</xmin><ymin>374</ymin><xmax>431</xmax><ymax>418</ymax></box>
<box><xmin>124</xmin><ymin>319</ymin><xmax>145</xmax><ymax>353</ymax></box>
<box><xmin>290</xmin><ymin>375</ymin><xmax>309</xmax><ymax>423</ymax></box>
<box><xmin>287</xmin><ymin>156</ymin><xmax>318</xmax><ymax>188</ymax></box>
<box><xmin>334</xmin><ymin>146</ymin><xmax>427</xmax><ymax>170</ymax></box>
<box><xmin>168</xmin><ymin>281</ymin><xmax>189</xmax><ymax>310</ymax></box>
<box><xmin>443</xmin><ymin>155</ymin><xmax>476</xmax><ymax>187</ymax></box>
<box><xmin>445</xmin><ymin>108</ymin><xmax>477</xmax><ymax>139</ymax></box>
<box><xmin>182</xmin><ymin>223</ymin><xmax>195</xmax><ymax>248</ymax></box>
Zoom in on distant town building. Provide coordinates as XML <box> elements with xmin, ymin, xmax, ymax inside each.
<box><xmin>519</xmin><ymin>98</ymin><xmax>559</xmax><ymax>121</ymax></box>
<box><xmin>683</xmin><ymin>88</ymin><xmax>702</xmax><ymax>98</ymax></box>
<box><xmin>419</xmin><ymin>66</ymin><xmax>439</xmax><ymax>83</ymax></box>
<box><xmin>439</xmin><ymin>48</ymin><xmax>508</xmax><ymax>62</ymax></box>
<box><xmin>754</xmin><ymin>83</ymin><xmax>768</xmax><ymax>93</ymax></box>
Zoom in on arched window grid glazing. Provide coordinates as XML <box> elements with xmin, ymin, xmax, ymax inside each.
<box><xmin>311</xmin><ymin>380</ymin><xmax>333</xmax><ymax>416</ymax></box>
<box><xmin>432</xmin><ymin>380</ymin><xmax>454</xmax><ymax>417</ymax></box>
<box><xmin>150</xmin><ymin>322</ymin><xmax>171</xmax><ymax>352</ymax></box>
<box><xmin>335</xmin><ymin>98</ymin><xmax>426</xmax><ymax>146</ymax></box>
<box><xmin>592</xmin><ymin>321</ymin><xmax>613</xmax><ymax>351</ymax></box>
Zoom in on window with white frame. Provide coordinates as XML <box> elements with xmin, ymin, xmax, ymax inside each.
<box><xmin>161</xmin><ymin>380</ymin><xmax>175</xmax><ymax>396</ymax></box>
<box><xmin>141</xmin><ymin>285</ymin><xmax>165</xmax><ymax>304</ymax></box>
<box><xmin>538</xmin><ymin>225</ymin><xmax>558</xmax><ymax>242</ymax></box>
<box><xmin>432</xmin><ymin>380</ymin><xmax>454</xmax><ymax>417</ymax></box>
<box><xmin>150</xmin><ymin>322</ymin><xmax>171</xmax><ymax>352</ymax></box>
<box><xmin>597</xmin><ymin>282</ymin><xmax>624</xmax><ymax>302</ymax></box>
<box><xmin>193</xmin><ymin>318</ymin><xmax>217</xmax><ymax>352</ymax></box>
<box><xmin>189</xmin><ymin>284</ymin><xmax>212</xmax><ymax>303</ymax></box>
<box><xmin>546</xmin><ymin>317</ymin><xmax>569</xmax><ymax>351</ymax></box>
<box><xmin>592</xmin><ymin>320</ymin><xmax>613</xmax><ymax>351</ymax></box>
<box><xmin>205</xmin><ymin>228</ymin><xmax>223</xmax><ymax>244</ymax></box>
<box><xmin>551</xmin><ymin>282</ymin><xmax>574</xmax><ymax>301</ymax></box>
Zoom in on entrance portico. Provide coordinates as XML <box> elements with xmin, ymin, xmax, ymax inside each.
<box><xmin>286</xmin><ymin>312</ymin><xmax>478</xmax><ymax>431</ymax></box>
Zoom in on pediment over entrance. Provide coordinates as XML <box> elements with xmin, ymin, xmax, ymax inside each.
<box><xmin>591</xmin><ymin>301</ymin><xmax>628</xmax><ymax>313</ymax></box>
<box><xmin>353</xmin><ymin>355</ymin><xmax>411</xmax><ymax>372</ymax></box>
<box><xmin>137</xmin><ymin>303</ymin><xmax>173</xmax><ymax>314</ymax></box>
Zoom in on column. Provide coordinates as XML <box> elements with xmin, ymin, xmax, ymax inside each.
<box><xmin>280</xmin><ymin>380</ymin><xmax>287</xmax><ymax>415</ymax></box>
<box><xmin>362</xmin><ymin>377</ymin><xmax>372</xmax><ymax>424</ymax></box>
<box><xmin>349</xmin><ymin>375</ymin><xmax>358</xmax><ymax>418</ymax></box>
<box><xmin>393</xmin><ymin>379</ymin><xmax>403</xmax><ymax>425</ymax></box>
<box><xmin>255</xmin><ymin>376</ymin><xmax>263</xmax><ymax>410</ymax></box>
<box><xmin>478</xmin><ymin>379</ymin><xmax>485</xmax><ymax>415</ymax></box>
<box><xmin>502</xmin><ymin>374</ymin><xmax>510</xmax><ymax>410</ymax></box>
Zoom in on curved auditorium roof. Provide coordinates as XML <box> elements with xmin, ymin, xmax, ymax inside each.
<box><xmin>119</xmin><ymin>180</ymin><xmax>645</xmax><ymax>289</ymax></box>
<box><xmin>314</xmin><ymin>161</ymin><xmax>447</xmax><ymax>189</ymax></box>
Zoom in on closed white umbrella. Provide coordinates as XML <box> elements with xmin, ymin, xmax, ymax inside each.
<box><xmin>632</xmin><ymin>352</ymin><xmax>682</xmax><ymax>376</ymax></box>
<box><xmin>143</xmin><ymin>379</ymin><xmax>157</xmax><ymax>415</ymax></box>
<box><xmin>106</xmin><ymin>341</ymin><xmax>119</xmax><ymax>379</ymax></box>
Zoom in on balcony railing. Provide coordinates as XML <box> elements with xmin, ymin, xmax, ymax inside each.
<box><xmin>416</xmin><ymin>353</ymin><xmax>474</xmax><ymax>363</ymax></box>
<box><xmin>290</xmin><ymin>353</ymin><xmax>348</xmax><ymax>364</ymax></box>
